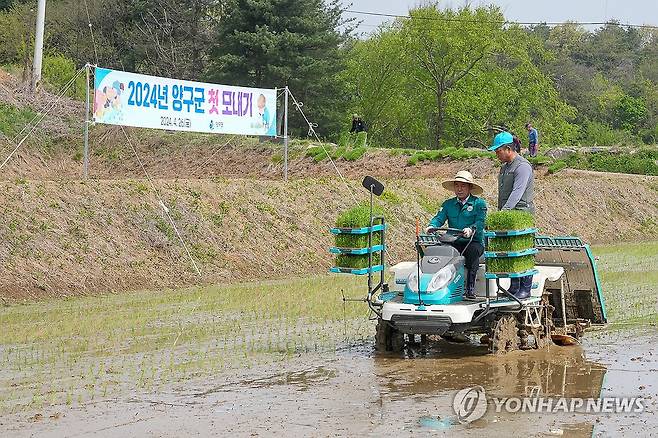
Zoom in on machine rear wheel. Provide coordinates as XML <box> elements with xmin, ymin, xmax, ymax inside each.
<box><xmin>489</xmin><ymin>314</ymin><xmax>520</xmax><ymax>354</ymax></box>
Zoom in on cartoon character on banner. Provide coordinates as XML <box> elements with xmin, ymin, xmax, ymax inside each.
<box><xmin>94</xmin><ymin>80</ymin><xmax>125</xmax><ymax>122</ymax></box>
<box><xmin>253</xmin><ymin>94</ymin><xmax>276</xmax><ymax>136</ymax></box>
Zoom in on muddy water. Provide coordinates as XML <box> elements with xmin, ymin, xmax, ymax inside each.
<box><xmin>4</xmin><ymin>326</ymin><xmax>657</xmax><ymax>437</ymax></box>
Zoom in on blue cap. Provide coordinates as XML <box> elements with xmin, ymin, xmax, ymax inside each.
<box><xmin>488</xmin><ymin>132</ymin><xmax>514</xmax><ymax>151</ymax></box>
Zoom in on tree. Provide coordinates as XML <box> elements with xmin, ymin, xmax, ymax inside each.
<box><xmin>344</xmin><ymin>5</ymin><xmax>577</xmax><ymax>149</ymax></box>
<box><xmin>206</xmin><ymin>0</ymin><xmax>352</xmax><ymax>138</ymax></box>
<box><xmin>42</xmin><ymin>0</ymin><xmax>218</xmax><ymax>80</ymax></box>
<box><xmin>400</xmin><ymin>6</ymin><xmax>509</xmax><ymax>147</ymax></box>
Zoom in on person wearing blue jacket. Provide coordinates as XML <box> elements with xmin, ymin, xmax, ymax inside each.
<box><xmin>526</xmin><ymin>123</ymin><xmax>539</xmax><ymax>157</ymax></box>
<box><xmin>426</xmin><ymin>171</ymin><xmax>487</xmax><ymax>300</ymax></box>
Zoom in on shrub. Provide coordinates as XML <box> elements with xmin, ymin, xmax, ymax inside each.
<box><xmin>41</xmin><ymin>54</ymin><xmax>86</xmax><ymax>100</ymax></box>
<box><xmin>343</xmin><ymin>147</ymin><xmax>366</xmax><ymax>161</ymax></box>
<box><xmin>548</xmin><ymin>160</ymin><xmax>568</xmax><ymax>174</ymax></box>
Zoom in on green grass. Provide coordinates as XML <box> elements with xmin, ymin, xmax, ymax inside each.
<box><xmin>485</xmin><ymin>210</ymin><xmax>535</xmax><ymax>231</ymax></box>
<box><xmin>566</xmin><ymin>149</ymin><xmax>658</xmax><ymax>176</ymax></box>
<box><xmin>486</xmin><ymin>255</ymin><xmax>535</xmax><ymax>273</ymax></box>
<box><xmin>0</xmin><ymin>102</ymin><xmax>37</xmax><ymax>139</ymax></box>
<box><xmin>593</xmin><ymin>241</ymin><xmax>658</xmax><ymax>324</ymax></box>
<box><xmin>0</xmin><ymin>275</ymin><xmax>372</xmax><ymax>415</ymax></box>
<box><xmin>406</xmin><ymin>146</ymin><xmax>491</xmax><ymax>165</ymax></box>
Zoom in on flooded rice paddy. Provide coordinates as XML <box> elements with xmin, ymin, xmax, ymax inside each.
<box><xmin>1</xmin><ymin>242</ymin><xmax>657</xmax><ymax>436</ymax></box>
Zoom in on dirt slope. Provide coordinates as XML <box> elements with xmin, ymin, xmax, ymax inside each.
<box><xmin>1</xmin><ymin>171</ymin><xmax>656</xmax><ymax>300</ymax></box>
<box><xmin>1</xmin><ymin>70</ymin><xmax>658</xmax><ymax>300</ymax></box>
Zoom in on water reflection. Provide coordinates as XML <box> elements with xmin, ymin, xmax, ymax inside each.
<box><xmin>373</xmin><ymin>339</ymin><xmax>606</xmax><ymax>400</ymax></box>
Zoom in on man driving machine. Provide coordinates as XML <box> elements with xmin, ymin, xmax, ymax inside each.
<box><xmin>426</xmin><ymin>171</ymin><xmax>487</xmax><ymax>300</ymax></box>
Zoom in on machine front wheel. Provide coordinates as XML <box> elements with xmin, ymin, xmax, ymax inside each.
<box><xmin>375</xmin><ymin>319</ymin><xmax>405</xmax><ymax>352</ymax></box>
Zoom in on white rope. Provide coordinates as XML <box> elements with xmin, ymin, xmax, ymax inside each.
<box><xmin>287</xmin><ymin>89</ymin><xmax>358</xmax><ymax>204</ymax></box>
<box><xmin>192</xmin><ymin>135</ymin><xmax>237</xmax><ymax>178</ymax></box>
<box><xmin>287</xmin><ymin>89</ymin><xmax>398</xmax><ymax>264</ymax></box>
<box><xmin>8</xmin><ymin>66</ymin><xmax>85</xmax><ymax>145</ymax></box>
<box><xmin>120</xmin><ymin>126</ymin><xmax>202</xmax><ymax>278</ymax></box>
<box><xmin>0</xmin><ymin>67</ymin><xmax>86</xmax><ymax>172</ymax></box>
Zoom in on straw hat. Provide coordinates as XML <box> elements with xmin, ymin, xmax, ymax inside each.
<box><xmin>441</xmin><ymin>170</ymin><xmax>484</xmax><ymax>195</ymax></box>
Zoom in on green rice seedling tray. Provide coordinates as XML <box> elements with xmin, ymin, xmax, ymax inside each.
<box><xmin>334</xmin><ymin>253</ymin><xmax>381</xmax><ymax>269</ymax></box>
<box><xmin>330</xmin><ymin>224</ymin><xmax>387</xmax><ymax>235</ymax></box>
<box><xmin>330</xmin><ymin>265</ymin><xmax>384</xmax><ymax>275</ymax></box>
<box><xmin>484</xmin><ymin>248</ymin><xmax>538</xmax><ymax>258</ymax></box>
<box><xmin>329</xmin><ymin>245</ymin><xmax>385</xmax><ymax>255</ymax></box>
<box><xmin>485</xmin><ymin>268</ymin><xmax>539</xmax><ymax>279</ymax></box>
<box><xmin>486</xmin><ymin>254</ymin><xmax>535</xmax><ymax>273</ymax></box>
<box><xmin>334</xmin><ymin>233</ymin><xmax>382</xmax><ymax>248</ymax></box>
<box><xmin>486</xmin><ymin>234</ymin><xmax>534</xmax><ymax>252</ymax></box>
<box><xmin>484</xmin><ymin>228</ymin><xmax>537</xmax><ymax>237</ymax></box>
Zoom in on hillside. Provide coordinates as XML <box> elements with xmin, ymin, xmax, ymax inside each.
<box><xmin>0</xmin><ymin>171</ymin><xmax>656</xmax><ymax>301</ymax></box>
<box><xmin>1</xmin><ymin>71</ymin><xmax>658</xmax><ymax>300</ymax></box>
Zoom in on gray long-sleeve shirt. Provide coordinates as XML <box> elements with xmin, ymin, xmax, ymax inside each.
<box><xmin>501</xmin><ymin>158</ymin><xmax>533</xmax><ymax>210</ymax></box>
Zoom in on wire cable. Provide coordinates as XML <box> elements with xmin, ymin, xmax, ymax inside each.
<box><xmin>286</xmin><ymin>89</ymin><xmax>359</xmax><ymax>204</ymax></box>
<box><xmin>82</xmin><ymin>0</ymin><xmax>99</xmax><ymax>65</ymax></box>
<box><xmin>344</xmin><ymin>9</ymin><xmax>658</xmax><ymax>30</ymax></box>
<box><xmin>120</xmin><ymin>125</ymin><xmax>202</xmax><ymax>278</ymax></box>
<box><xmin>0</xmin><ymin>67</ymin><xmax>86</xmax><ymax>172</ymax></box>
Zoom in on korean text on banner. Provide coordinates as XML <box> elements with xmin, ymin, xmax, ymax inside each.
<box><xmin>93</xmin><ymin>67</ymin><xmax>277</xmax><ymax>137</ymax></box>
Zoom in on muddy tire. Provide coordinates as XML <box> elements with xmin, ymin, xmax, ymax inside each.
<box><xmin>391</xmin><ymin>331</ymin><xmax>405</xmax><ymax>352</ymax></box>
<box><xmin>489</xmin><ymin>314</ymin><xmax>521</xmax><ymax>354</ymax></box>
<box><xmin>375</xmin><ymin>319</ymin><xmax>405</xmax><ymax>352</ymax></box>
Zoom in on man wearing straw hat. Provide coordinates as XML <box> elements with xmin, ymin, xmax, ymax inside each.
<box><xmin>425</xmin><ymin>171</ymin><xmax>487</xmax><ymax>300</ymax></box>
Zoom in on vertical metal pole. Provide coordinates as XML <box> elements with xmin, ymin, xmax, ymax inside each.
<box><xmin>83</xmin><ymin>64</ymin><xmax>90</xmax><ymax>179</ymax></box>
<box><xmin>283</xmin><ymin>86</ymin><xmax>289</xmax><ymax>181</ymax></box>
<box><xmin>31</xmin><ymin>0</ymin><xmax>46</xmax><ymax>90</ymax></box>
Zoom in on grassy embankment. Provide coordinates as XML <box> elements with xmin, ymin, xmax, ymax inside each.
<box><xmin>0</xmin><ymin>242</ymin><xmax>656</xmax><ymax>415</ymax></box>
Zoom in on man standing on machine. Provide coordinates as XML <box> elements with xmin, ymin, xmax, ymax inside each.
<box><xmin>489</xmin><ymin>131</ymin><xmax>535</xmax><ymax>299</ymax></box>
<box><xmin>426</xmin><ymin>171</ymin><xmax>487</xmax><ymax>301</ymax></box>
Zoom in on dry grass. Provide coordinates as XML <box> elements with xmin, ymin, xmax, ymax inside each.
<box><xmin>0</xmin><ymin>176</ymin><xmax>657</xmax><ymax>300</ymax></box>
